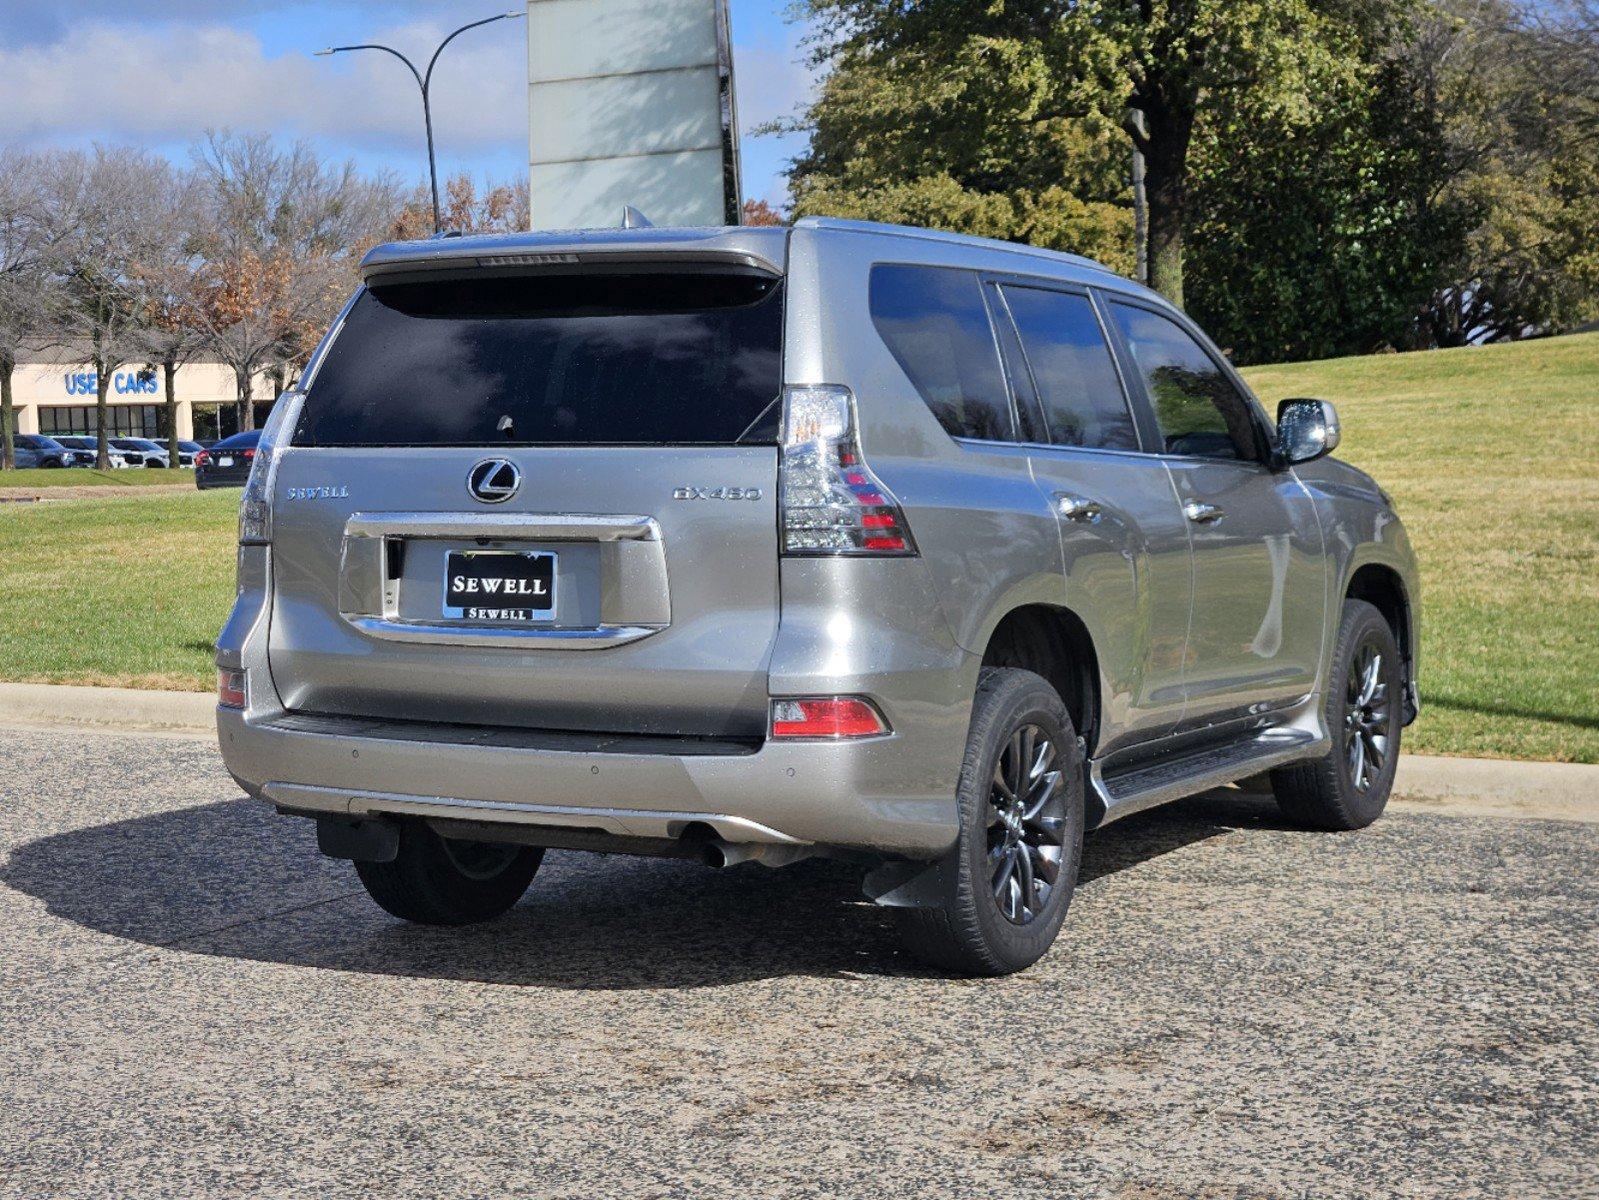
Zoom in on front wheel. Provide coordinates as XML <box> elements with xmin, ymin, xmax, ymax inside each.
<box><xmin>894</xmin><ymin>667</ymin><xmax>1086</xmax><ymax>975</ymax></box>
<box><xmin>1271</xmin><ymin>599</ymin><xmax>1403</xmax><ymax>830</ymax></box>
<box><xmin>354</xmin><ymin>821</ymin><xmax>542</xmax><ymax>925</ymax></box>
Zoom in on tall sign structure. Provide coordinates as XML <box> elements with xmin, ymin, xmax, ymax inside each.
<box><xmin>527</xmin><ymin>0</ymin><xmax>741</xmax><ymax>229</ymax></box>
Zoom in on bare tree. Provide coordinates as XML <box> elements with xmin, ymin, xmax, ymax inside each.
<box><xmin>187</xmin><ymin>131</ymin><xmax>393</xmax><ymax>431</ymax></box>
<box><xmin>44</xmin><ymin>147</ymin><xmax>174</xmax><ymax>468</ymax></box>
<box><xmin>0</xmin><ymin>148</ymin><xmax>80</xmax><ymax>471</ymax></box>
<box><xmin>134</xmin><ymin>167</ymin><xmax>208</xmax><ymax>467</ymax></box>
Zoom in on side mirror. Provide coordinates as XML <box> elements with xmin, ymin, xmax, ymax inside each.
<box><xmin>1276</xmin><ymin>398</ymin><xmax>1340</xmax><ymax>465</ymax></box>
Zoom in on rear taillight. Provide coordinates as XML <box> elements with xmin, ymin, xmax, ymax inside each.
<box><xmin>195</xmin><ymin>451</ymin><xmax>210</xmax><ymax>466</ymax></box>
<box><xmin>770</xmin><ymin>696</ymin><xmax>890</xmax><ymax>739</ymax></box>
<box><xmin>779</xmin><ymin>385</ymin><xmax>916</xmax><ymax>555</ymax></box>
<box><xmin>238</xmin><ymin>392</ymin><xmax>304</xmax><ymax>546</ymax></box>
<box><xmin>218</xmin><ymin>668</ymin><xmax>247</xmax><ymax>709</ymax></box>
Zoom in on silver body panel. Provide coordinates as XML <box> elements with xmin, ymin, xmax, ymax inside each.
<box><xmin>219</xmin><ymin>217</ymin><xmax>1419</xmax><ymax>861</ymax></box>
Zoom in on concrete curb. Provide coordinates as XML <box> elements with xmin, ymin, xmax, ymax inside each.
<box><xmin>0</xmin><ymin>682</ymin><xmax>1593</xmax><ymax>813</ymax></box>
<box><xmin>0</xmin><ymin>682</ymin><xmax>213</xmax><ymax>736</ymax></box>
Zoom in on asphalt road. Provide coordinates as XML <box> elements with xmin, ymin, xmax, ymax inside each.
<box><xmin>1</xmin><ymin>725</ymin><xmax>1594</xmax><ymax>1199</ymax></box>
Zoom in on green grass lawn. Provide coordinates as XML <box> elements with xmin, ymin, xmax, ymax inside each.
<box><xmin>0</xmin><ymin>333</ymin><xmax>1594</xmax><ymax>760</ymax></box>
<box><xmin>0</xmin><ymin>489</ymin><xmax>239</xmax><ymax>691</ymax></box>
<box><xmin>0</xmin><ymin>467</ymin><xmax>193</xmax><ymax>487</ymax></box>
<box><xmin>1243</xmin><ymin>332</ymin><xmax>1599</xmax><ymax>763</ymax></box>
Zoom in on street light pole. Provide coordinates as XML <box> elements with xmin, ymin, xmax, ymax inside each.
<box><xmin>316</xmin><ymin>11</ymin><xmax>524</xmax><ymax>234</ymax></box>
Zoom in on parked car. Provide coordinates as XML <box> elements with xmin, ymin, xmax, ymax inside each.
<box><xmin>216</xmin><ymin>219</ymin><xmax>1419</xmax><ymax>976</ymax></box>
<box><xmin>9</xmin><ymin>434</ymin><xmax>85</xmax><ymax>468</ymax></box>
<box><xmin>52</xmin><ymin>436</ymin><xmax>128</xmax><ymax>468</ymax></box>
<box><xmin>175</xmin><ymin>440</ymin><xmax>205</xmax><ymax>467</ymax></box>
<box><xmin>110</xmin><ymin>437</ymin><xmax>172</xmax><ymax>468</ymax></box>
<box><xmin>194</xmin><ymin>430</ymin><xmax>259</xmax><ymax>488</ymax></box>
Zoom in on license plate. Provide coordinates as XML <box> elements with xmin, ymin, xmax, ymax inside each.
<box><xmin>218</xmin><ymin>456</ymin><xmax>234</xmax><ymax>467</ymax></box>
<box><xmin>443</xmin><ymin>550</ymin><xmax>556</xmax><ymax>621</ymax></box>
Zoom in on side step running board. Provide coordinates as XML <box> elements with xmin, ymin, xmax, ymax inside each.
<box><xmin>1091</xmin><ymin>728</ymin><xmax>1326</xmax><ymax>827</ymax></box>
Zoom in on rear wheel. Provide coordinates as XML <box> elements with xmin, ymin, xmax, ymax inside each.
<box><xmin>894</xmin><ymin>667</ymin><xmax>1085</xmax><ymax>975</ymax></box>
<box><xmin>1271</xmin><ymin>599</ymin><xmax>1403</xmax><ymax>830</ymax></box>
<box><xmin>354</xmin><ymin>821</ymin><xmax>542</xmax><ymax>925</ymax></box>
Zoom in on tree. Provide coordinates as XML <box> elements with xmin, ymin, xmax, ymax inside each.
<box><xmin>782</xmin><ymin>2</ymin><xmax>1134</xmax><ymax>272</ymax></box>
<box><xmin>1184</xmin><ymin>24</ymin><xmax>1472</xmax><ymax>361</ymax></box>
<box><xmin>387</xmin><ymin>172</ymin><xmax>528</xmax><ymax>241</ymax></box>
<box><xmin>785</xmin><ymin>0</ymin><xmax>1397</xmax><ymax>304</ymax></box>
<box><xmin>740</xmin><ymin>198</ymin><xmax>786</xmax><ymax>226</ymax></box>
<box><xmin>1409</xmin><ymin>0</ymin><xmax>1599</xmax><ymax>344</ymax></box>
<box><xmin>188</xmin><ymin>131</ymin><xmax>393</xmax><ymax>430</ymax></box>
<box><xmin>43</xmin><ymin>147</ymin><xmax>172</xmax><ymax>469</ymax></box>
<box><xmin>133</xmin><ymin>169</ymin><xmax>209</xmax><ymax>468</ymax></box>
<box><xmin>0</xmin><ymin>150</ymin><xmax>62</xmax><ymax>471</ymax></box>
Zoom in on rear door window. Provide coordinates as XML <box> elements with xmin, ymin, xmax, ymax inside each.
<box><xmin>869</xmin><ymin>264</ymin><xmax>1015</xmax><ymax>442</ymax></box>
<box><xmin>296</xmin><ymin>271</ymin><xmax>784</xmax><ymax>447</ymax></box>
<box><xmin>998</xmin><ymin>285</ymin><xmax>1140</xmax><ymax>452</ymax></box>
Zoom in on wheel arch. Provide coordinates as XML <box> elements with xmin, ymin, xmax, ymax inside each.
<box><xmin>978</xmin><ymin>603</ymin><xmax>1102</xmax><ymax>759</ymax></box>
<box><xmin>1343</xmin><ymin>561</ymin><xmax>1417</xmax><ymax>722</ymax></box>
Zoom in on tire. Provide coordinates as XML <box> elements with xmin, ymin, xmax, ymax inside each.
<box><xmin>354</xmin><ymin>820</ymin><xmax>543</xmax><ymax>925</ymax></box>
<box><xmin>894</xmin><ymin>667</ymin><xmax>1086</xmax><ymax>975</ymax></box>
<box><xmin>1271</xmin><ymin>598</ymin><xmax>1403</xmax><ymax>830</ymax></box>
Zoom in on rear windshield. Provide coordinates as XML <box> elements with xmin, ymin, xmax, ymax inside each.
<box><xmin>295</xmin><ymin>271</ymin><xmax>784</xmax><ymax>447</ymax></box>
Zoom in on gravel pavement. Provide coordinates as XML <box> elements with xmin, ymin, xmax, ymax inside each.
<box><xmin>1</xmin><ymin>725</ymin><xmax>1594</xmax><ymax>1199</ymax></box>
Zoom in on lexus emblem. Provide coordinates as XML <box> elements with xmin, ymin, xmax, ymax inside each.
<box><xmin>467</xmin><ymin>458</ymin><xmax>521</xmax><ymax>504</ymax></box>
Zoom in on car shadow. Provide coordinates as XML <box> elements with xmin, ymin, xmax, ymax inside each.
<box><xmin>1</xmin><ymin>789</ymin><xmax>1283</xmax><ymax>990</ymax></box>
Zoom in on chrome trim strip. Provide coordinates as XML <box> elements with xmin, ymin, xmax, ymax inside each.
<box><xmin>343</xmin><ymin>616</ymin><xmax>665</xmax><ymax>650</ymax></box>
<box><xmin>344</xmin><ymin>511</ymin><xmax>660</xmax><ymax>542</ymax></box>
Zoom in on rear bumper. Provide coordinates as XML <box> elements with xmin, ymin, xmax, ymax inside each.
<box><xmin>218</xmin><ymin>705</ymin><xmax>960</xmax><ymax>858</ymax></box>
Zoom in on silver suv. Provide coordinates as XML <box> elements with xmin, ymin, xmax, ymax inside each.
<box><xmin>217</xmin><ymin>218</ymin><xmax>1419</xmax><ymax>975</ymax></box>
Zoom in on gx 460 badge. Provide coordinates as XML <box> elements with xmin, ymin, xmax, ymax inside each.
<box><xmin>673</xmin><ymin>486</ymin><xmax>763</xmax><ymax>501</ymax></box>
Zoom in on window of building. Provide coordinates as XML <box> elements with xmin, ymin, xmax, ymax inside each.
<box><xmin>999</xmin><ymin>286</ymin><xmax>1139</xmax><ymax>452</ymax></box>
<box><xmin>39</xmin><ymin>405</ymin><xmax>164</xmax><ymax>438</ymax></box>
<box><xmin>869</xmin><ymin>264</ymin><xmax>1015</xmax><ymax>442</ymax></box>
<box><xmin>1107</xmin><ymin>304</ymin><xmax>1261</xmax><ymax>461</ymax></box>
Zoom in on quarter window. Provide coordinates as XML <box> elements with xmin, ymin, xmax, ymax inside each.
<box><xmin>999</xmin><ymin>286</ymin><xmax>1139</xmax><ymax>451</ymax></box>
<box><xmin>869</xmin><ymin>264</ymin><xmax>1015</xmax><ymax>442</ymax></box>
<box><xmin>1108</xmin><ymin>303</ymin><xmax>1260</xmax><ymax>460</ymax></box>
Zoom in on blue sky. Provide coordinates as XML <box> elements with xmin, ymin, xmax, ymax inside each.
<box><xmin>0</xmin><ymin>2</ymin><xmax>816</xmax><ymax>206</ymax></box>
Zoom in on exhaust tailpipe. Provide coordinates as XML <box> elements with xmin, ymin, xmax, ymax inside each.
<box><xmin>699</xmin><ymin>839</ymin><xmax>813</xmax><ymax>870</ymax></box>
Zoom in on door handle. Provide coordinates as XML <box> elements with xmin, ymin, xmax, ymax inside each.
<box><xmin>1055</xmin><ymin>493</ymin><xmax>1104</xmax><ymax>523</ymax></box>
<box><xmin>1183</xmin><ymin>501</ymin><xmax>1225</xmax><ymax>524</ymax></box>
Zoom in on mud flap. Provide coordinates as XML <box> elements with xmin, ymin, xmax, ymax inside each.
<box><xmin>862</xmin><ymin>852</ymin><xmax>958</xmax><ymax>909</ymax></box>
<box><xmin>316</xmin><ymin>816</ymin><xmax>400</xmax><ymax>863</ymax></box>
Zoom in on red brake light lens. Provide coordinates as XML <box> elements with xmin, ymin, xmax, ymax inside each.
<box><xmin>195</xmin><ymin>451</ymin><xmax>210</xmax><ymax>466</ymax></box>
<box><xmin>770</xmin><ymin>697</ymin><xmax>890</xmax><ymax>739</ymax></box>
<box><xmin>217</xmin><ymin>669</ymin><xmax>247</xmax><ymax>709</ymax></box>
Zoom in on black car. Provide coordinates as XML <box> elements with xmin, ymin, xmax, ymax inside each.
<box><xmin>194</xmin><ymin>430</ymin><xmax>260</xmax><ymax>489</ymax></box>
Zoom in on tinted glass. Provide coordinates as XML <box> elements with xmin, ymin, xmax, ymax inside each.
<box><xmin>869</xmin><ymin>264</ymin><xmax>1014</xmax><ymax>442</ymax></box>
<box><xmin>213</xmin><ymin>431</ymin><xmax>260</xmax><ymax>450</ymax></box>
<box><xmin>1000</xmin><ymin>286</ymin><xmax>1138</xmax><ymax>451</ymax></box>
<box><xmin>1109</xmin><ymin>304</ymin><xmax>1259</xmax><ymax>460</ymax></box>
<box><xmin>296</xmin><ymin>272</ymin><xmax>784</xmax><ymax>447</ymax></box>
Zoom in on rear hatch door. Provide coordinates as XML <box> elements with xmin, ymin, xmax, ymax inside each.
<box><xmin>267</xmin><ymin>263</ymin><xmax>785</xmax><ymax>739</ymax></box>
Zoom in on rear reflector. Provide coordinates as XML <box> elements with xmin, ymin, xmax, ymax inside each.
<box><xmin>770</xmin><ymin>697</ymin><xmax>889</xmax><ymax>739</ymax></box>
<box><xmin>218</xmin><ymin>669</ymin><xmax>247</xmax><ymax>709</ymax></box>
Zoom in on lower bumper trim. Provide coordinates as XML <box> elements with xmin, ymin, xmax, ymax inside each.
<box><xmin>262</xmin><ymin>781</ymin><xmax>807</xmax><ymax>846</ymax></box>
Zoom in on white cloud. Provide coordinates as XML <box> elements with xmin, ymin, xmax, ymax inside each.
<box><xmin>0</xmin><ymin>19</ymin><xmax>525</xmax><ymax>158</ymax></box>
